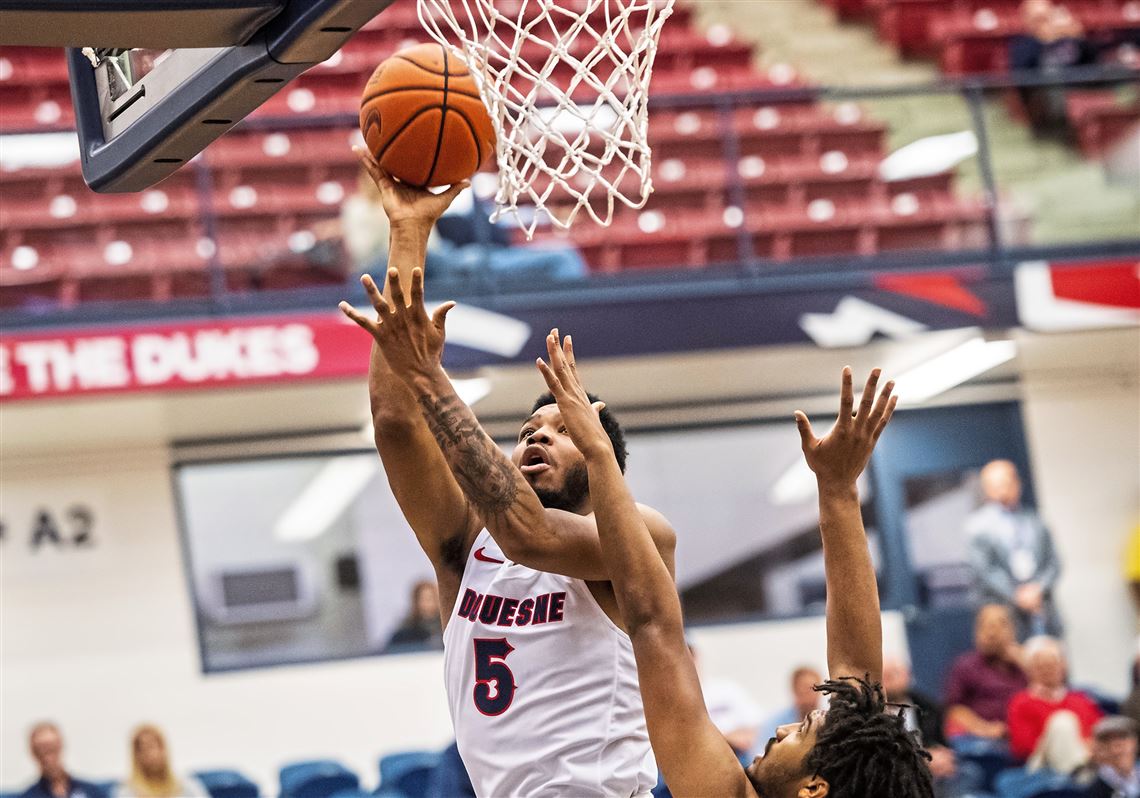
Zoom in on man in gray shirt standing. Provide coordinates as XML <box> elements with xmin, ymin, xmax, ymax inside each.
<box><xmin>965</xmin><ymin>459</ymin><xmax>1062</xmax><ymax>638</ymax></box>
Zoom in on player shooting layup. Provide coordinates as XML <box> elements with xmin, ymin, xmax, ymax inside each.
<box><xmin>338</xmin><ymin>152</ymin><xmax>673</xmax><ymax>797</ymax></box>
<box><xmin>535</xmin><ymin>334</ymin><xmax>936</xmax><ymax>798</ymax></box>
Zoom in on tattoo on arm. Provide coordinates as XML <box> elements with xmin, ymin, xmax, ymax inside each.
<box><xmin>416</xmin><ymin>393</ymin><xmax>521</xmax><ymax>520</ymax></box>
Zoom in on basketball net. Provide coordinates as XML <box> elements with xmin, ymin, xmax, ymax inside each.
<box><xmin>418</xmin><ymin>0</ymin><xmax>674</xmax><ymax>238</ymax></box>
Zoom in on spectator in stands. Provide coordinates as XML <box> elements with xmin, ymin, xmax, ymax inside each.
<box><xmin>689</xmin><ymin>642</ymin><xmax>763</xmax><ymax>759</ymax></box>
<box><xmin>1082</xmin><ymin>716</ymin><xmax>1139</xmax><ymax>798</ymax></box>
<box><xmin>762</xmin><ymin>665</ymin><xmax>823</xmax><ymax>737</ymax></box>
<box><xmin>20</xmin><ymin>722</ymin><xmax>107</xmax><ymax>798</ymax></box>
<box><xmin>965</xmin><ymin>459</ymin><xmax>1062</xmax><ymax>638</ymax></box>
<box><xmin>883</xmin><ymin>654</ymin><xmax>979</xmax><ymax>797</ymax></box>
<box><xmin>1122</xmin><ymin>640</ymin><xmax>1140</xmax><ymax>726</ymax></box>
<box><xmin>945</xmin><ymin>603</ymin><xmax>1027</xmax><ymax>741</ymax></box>
<box><xmin>1010</xmin><ymin>0</ymin><xmax>1099</xmax><ymax>137</ymax></box>
<box><xmin>386</xmin><ymin>579</ymin><xmax>443</xmax><ymax>650</ymax></box>
<box><xmin>1008</xmin><ymin>636</ymin><xmax>1103</xmax><ymax>773</ymax></box>
<box><xmin>114</xmin><ymin>725</ymin><xmax>207</xmax><ymax>798</ymax></box>
<box><xmin>429</xmin><ymin>182</ymin><xmax>586</xmax><ymax>285</ymax></box>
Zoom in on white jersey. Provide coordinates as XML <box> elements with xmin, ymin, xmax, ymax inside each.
<box><xmin>443</xmin><ymin>530</ymin><xmax>657</xmax><ymax>797</ymax></box>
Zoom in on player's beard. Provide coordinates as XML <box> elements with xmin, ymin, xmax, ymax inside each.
<box><xmin>533</xmin><ymin>461</ymin><xmax>590</xmax><ymax>512</ymax></box>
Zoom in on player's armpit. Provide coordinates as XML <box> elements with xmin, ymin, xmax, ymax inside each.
<box><xmin>498</xmin><ymin>504</ymin><xmax>675</xmax><ymax>583</ymax></box>
<box><xmin>631</xmin><ymin>624</ymin><xmax>757</xmax><ymax>798</ymax></box>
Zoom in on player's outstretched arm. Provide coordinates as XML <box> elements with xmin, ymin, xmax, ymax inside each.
<box><xmin>536</xmin><ymin>332</ymin><xmax>754</xmax><ymax>798</ymax></box>
<box><xmin>794</xmin><ymin>367</ymin><xmax>897</xmax><ymax>684</ymax></box>
<box><xmin>344</xmin><ymin>270</ymin><xmax>655</xmax><ymax>581</ymax></box>
<box><xmin>343</xmin><ymin>151</ymin><xmax>481</xmax><ymax>585</ymax></box>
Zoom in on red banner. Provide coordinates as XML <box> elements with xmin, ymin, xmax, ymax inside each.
<box><xmin>0</xmin><ymin>313</ymin><xmax>374</xmax><ymax>401</ymax></box>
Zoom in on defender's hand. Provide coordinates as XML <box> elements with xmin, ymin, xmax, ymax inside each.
<box><xmin>535</xmin><ymin>330</ymin><xmax>611</xmax><ymax>461</ymax></box>
<box><xmin>339</xmin><ymin>269</ymin><xmax>453</xmax><ymax>381</ymax></box>
<box><xmin>354</xmin><ymin>146</ymin><xmax>468</xmax><ymax>230</ymax></box>
<box><xmin>794</xmin><ymin>367</ymin><xmax>897</xmax><ymax>487</ymax></box>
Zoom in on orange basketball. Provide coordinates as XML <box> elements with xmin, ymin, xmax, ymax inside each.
<box><xmin>359</xmin><ymin>43</ymin><xmax>496</xmax><ymax>189</ymax></box>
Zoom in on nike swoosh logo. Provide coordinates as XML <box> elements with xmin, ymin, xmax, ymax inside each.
<box><xmin>473</xmin><ymin>546</ymin><xmax>505</xmax><ymax>564</ymax></box>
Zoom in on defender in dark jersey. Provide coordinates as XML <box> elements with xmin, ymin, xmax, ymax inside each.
<box><xmin>535</xmin><ymin>332</ymin><xmax>934</xmax><ymax>798</ymax></box>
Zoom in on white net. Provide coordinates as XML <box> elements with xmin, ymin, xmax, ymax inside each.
<box><xmin>417</xmin><ymin>0</ymin><xmax>674</xmax><ymax>238</ymax></box>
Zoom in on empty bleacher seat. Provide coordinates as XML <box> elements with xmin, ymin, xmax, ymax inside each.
<box><xmin>193</xmin><ymin>769</ymin><xmax>260</xmax><ymax>798</ymax></box>
<box><xmin>377</xmin><ymin>751</ymin><xmax>442</xmax><ymax>798</ymax></box>
<box><xmin>279</xmin><ymin>760</ymin><xmax>359</xmax><ymax>798</ymax></box>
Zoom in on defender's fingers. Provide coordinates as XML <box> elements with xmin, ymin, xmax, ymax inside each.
<box><xmin>431</xmin><ymin>301</ymin><xmax>456</xmax><ymax>332</ymax></box>
<box><xmin>873</xmin><ymin>395</ymin><xmax>899</xmax><ymax>441</ymax></box>
<box><xmin>858</xmin><ymin>368</ymin><xmax>881</xmax><ymax>420</ymax></box>
<box><xmin>339</xmin><ymin>301</ymin><xmax>378</xmax><ymax>332</ymax></box>
<box><xmin>361</xmin><ymin>274</ymin><xmax>386</xmax><ymax>312</ymax></box>
<box><xmin>794</xmin><ymin>411</ymin><xmax>817</xmax><ymax>449</ymax></box>
<box><xmin>869</xmin><ymin>380</ymin><xmax>895</xmax><ymax>425</ymax></box>
<box><xmin>387</xmin><ymin>267</ymin><xmax>406</xmax><ymax>309</ymax></box>
<box><xmin>410</xmin><ymin>267</ymin><xmax>426</xmax><ymax>309</ymax></box>
<box><xmin>838</xmin><ymin>367</ymin><xmax>854</xmax><ymax>425</ymax></box>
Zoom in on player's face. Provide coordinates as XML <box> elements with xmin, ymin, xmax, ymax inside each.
<box><xmin>512</xmin><ymin>404</ymin><xmax>590</xmax><ymax>512</ymax></box>
<box><xmin>747</xmin><ymin>710</ymin><xmax>827</xmax><ymax>797</ymax></box>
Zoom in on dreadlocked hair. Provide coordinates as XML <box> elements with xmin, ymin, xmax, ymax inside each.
<box><xmin>804</xmin><ymin>675</ymin><xmax>934</xmax><ymax>798</ymax></box>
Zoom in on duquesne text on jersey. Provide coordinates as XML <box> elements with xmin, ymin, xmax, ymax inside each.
<box><xmin>456</xmin><ymin>589</ymin><xmax>568</xmax><ymax>627</ymax></box>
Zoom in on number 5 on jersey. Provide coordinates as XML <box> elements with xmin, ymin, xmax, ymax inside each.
<box><xmin>473</xmin><ymin>638</ymin><xmax>516</xmax><ymax>716</ymax></box>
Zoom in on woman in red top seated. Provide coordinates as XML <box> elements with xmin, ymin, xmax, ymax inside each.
<box><xmin>1007</xmin><ymin>635</ymin><xmax>1104</xmax><ymax>773</ymax></box>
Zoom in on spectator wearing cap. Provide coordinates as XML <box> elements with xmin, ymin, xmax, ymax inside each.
<box><xmin>20</xmin><ymin>723</ymin><xmax>107</xmax><ymax>798</ymax></box>
<box><xmin>965</xmin><ymin>459</ymin><xmax>1063</xmax><ymax>638</ymax></box>
<box><xmin>1008</xmin><ymin>636</ymin><xmax>1103</xmax><ymax>773</ymax></box>
<box><xmin>1083</xmin><ymin>716</ymin><xmax>1139</xmax><ymax>798</ymax></box>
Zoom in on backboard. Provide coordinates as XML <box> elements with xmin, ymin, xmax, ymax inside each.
<box><xmin>0</xmin><ymin>0</ymin><xmax>395</xmax><ymax>191</ymax></box>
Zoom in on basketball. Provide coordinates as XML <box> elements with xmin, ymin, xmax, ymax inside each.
<box><xmin>359</xmin><ymin>43</ymin><xmax>496</xmax><ymax>189</ymax></box>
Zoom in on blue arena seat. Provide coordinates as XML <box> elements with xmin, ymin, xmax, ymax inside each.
<box><xmin>377</xmin><ymin>751</ymin><xmax>441</xmax><ymax>798</ymax></box>
<box><xmin>279</xmin><ymin>760</ymin><xmax>359</xmax><ymax>798</ymax></box>
<box><xmin>194</xmin><ymin>769</ymin><xmax>259</xmax><ymax>798</ymax></box>
<box><xmin>993</xmin><ymin>767</ymin><xmax>1082</xmax><ymax>798</ymax></box>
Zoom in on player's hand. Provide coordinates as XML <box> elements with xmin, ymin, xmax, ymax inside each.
<box><xmin>338</xmin><ymin>268</ymin><xmax>453</xmax><ymax>381</ymax></box>
<box><xmin>353</xmin><ymin>146</ymin><xmax>468</xmax><ymax>230</ymax></box>
<box><xmin>794</xmin><ymin>367</ymin><xmax>897</xmax><ymax>488</ymax></box>
<box><xmin>535</xmin><ymin>330</ymin><xmax>612</xmax><ymax>462</ymax></box>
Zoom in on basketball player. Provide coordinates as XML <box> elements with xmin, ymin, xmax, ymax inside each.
<box><xmin>535</xmin><ymin>333</ymin><xmax>935</xmax><ymax>798</ymax></box>
<box><xmin>338</xmin><ymin>151</ymin><xmax>672</xmax><ymax>797</ymax></box>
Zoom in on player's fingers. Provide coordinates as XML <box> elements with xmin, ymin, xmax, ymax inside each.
<box><xmin>838</xmin><ymin>366</ymin><xmax>854</xmax><ymax>426</ymax></box>
<box><xmin>794</xmin><ymin>411</ymin><xmax>816</xmax><ymax>450</ymax></box>
<box><xmin>431</xmin><ymin>301</ymin><xmax>456</xmax><ymax>332</ymax></box>
<box><xmin>353</xmin><ymin>146</ymin><xmax>383</xmax><ymax>179</ymax></box>
<box><xmin>441</xmin><ymin>180</ymin><xmax>471</xmax><ymax>205</ymax></box>
<box><xmin>547</xmin><ymin>329</ymin><xmax>567</xmax><ymax>372</ymax></box>
<box><xmin>857</xmin><ymin>368</ymin><xmax>881</xmax><ymax>423</ymax></box>
<box><xmin>387</xmin><ymin>267</ymin><xmax>406</xmax><ymax>310</ymax></box>
<box><xmin>339</xmin><ymin>301</ymin><xmax>378</xmax><ymax>333</ymax></box>
<box><xmin>592</xmin><ymin>401</ymin><xmax>606</xmax><ymax>415</ymax></box>
<box><xmin>564</xmin><ymin>334</ymin><xmax>580</xmax><ymax>378</ymax></box>
<box><xmin>536</xmin><ymin>358</ymin><xmax>561</xmax><ymax>393</ymax></box>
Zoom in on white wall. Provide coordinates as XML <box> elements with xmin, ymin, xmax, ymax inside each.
<box><xmin>1017</xmin><ymin>327</ymin><xmax>1140</xmax><ymax>695</ymax></box>
<box><xmin>0</xmin><ymin>449</ymin><xmax>453</xmax><ymax>791</ymax></box>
